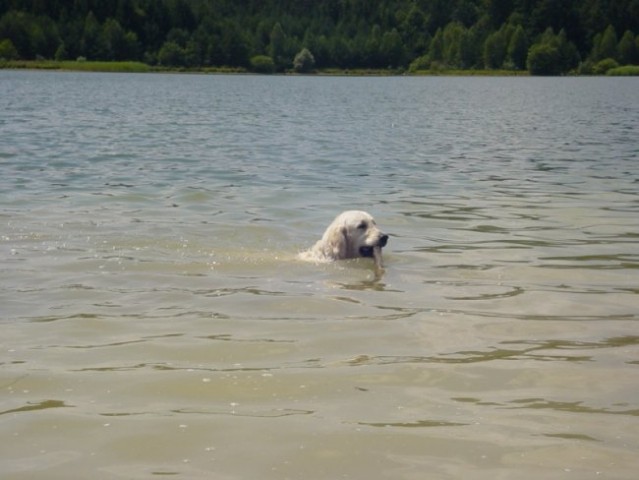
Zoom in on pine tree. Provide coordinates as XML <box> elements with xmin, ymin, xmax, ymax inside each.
<box><xmin>617</xmin><ymin>30</ymin><xmax>638</xmax><ymax>65</ymax></box>
<box><xmin>483</xmin><ymin>28</ymin><xmax>507</xmax><ymax>69</ymax></box>
<box><xmin>594</xmin><ymin>25</ymin><xmax>618</xmax><ymax>61</ymax></box>
<box><xmin>507</xmin><ymin>25</ymin><xmax>527</xmax><ymax>69</ymax></box>
<box><xmin>268</xmin><ymin>22</ymin><xmax>287</xmax><ymax>69</ymax></box>
<box><xmin>429</xmin><ymin>28</ymin><xmax>444</xmax><ymax>64</ymax></box>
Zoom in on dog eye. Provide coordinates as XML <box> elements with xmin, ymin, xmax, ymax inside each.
<box><xmin>357</xmin><ymin>222</ymin><xmax>367</xmax><ymax>230</ymax></box>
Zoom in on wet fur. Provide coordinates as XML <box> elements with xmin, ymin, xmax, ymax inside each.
<box><xmin>299</xmin><ymin>210</ymin><xmax>388</xmax><ymax>263</ymax></box>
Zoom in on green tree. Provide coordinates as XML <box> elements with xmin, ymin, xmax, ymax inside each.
<box><xmin>183</xmin><ymin>39</ymin><xmax>201</xmax><ymax>66</ymax></box>
<box><xmin>365</xmin><ymin>25</ymin><xmax>382</xmax><ymax>68</ymax></box>
<box><xmin>123</xmin><ymin>31</ymin><xmax>140</xmax><ymax>60</ymax></box>
<box><xmin>54</xmin><ymin>40</ymin><xmax>67</xmax><ymax>60</ymax></box>
<box><xmin>309</xmin><ymin>34</ymin><xmax>331</xmax><ymax>68</ymax></box>
<box><xmin>593</xmin><ymin>25</ymin><xmax>618</xmax><ymax>61</ymax></box>
<box><xmin>0</xmin><ymin>11</ymin><xmax>28</xmax><ymax>57</ymax></box>
<box><xmin>187</xmin><ymin>22</ymin><xmax>212</xmax><ymax>65</ymax></box>
<box><xmin>32</xmin><ymin>14</ymin><xmax>59</xmax><ymax>58</ymax></box>
<box><xmin>483</xmin><ymin>28</ymin><xmax>507</xmax><ymax>68</ymax></box>
<box><xmin>593</xmin><ymin>57</ymin><xmax>619</xmax><ymax>74</ymax></box>
<box><xmin>268</xmin><ymin>22</ymin><xmax>287</xmax><ymax>69</ymax></box>
<box><xmin>528</xmin><ymin>27</ymin><xmax>579</xmax><ymax>74</ymax></box>
<box><xmin>527</xmin><ymin>43</ymin><xmax>561</xmax><ymax>75</ymax></box>
<box><xmin>165</xmin><ymin>0</ymin><xmax>195</xmax><ymax>31</ymax></box>
<box><xmin>0</xmin><ymin>38</ymin><xmax>19</xmax><ymax>59</ymax></box>
<box><xmin>531</xmin><ymin>0</ymin><xmax>581</xmax><ymax>50</ymax></box>
<box><xmin>459</xmin><ymin>28</ymin><xmax>481</xmax><ymax>68</ymax></box>
<box><xmin>555</xmin><ymin>28</ymin><xmax>580</xmax><ymax>72</ymax></box>
<box><xmin>453</xmin><ymin>0</ymin><xmax>479</xmax><ymax>27</ymax></box>
<box><xmin>618</xmin><ymin>30</ymin><xmax>638</xmax><ymax>65</ymax></box>
<box><xmin>408</xmin><ymin>54</ymin><xmax>430</xmax><ymax>72</ymax></box>
<box><xmin>507</xmin><ymin>25</ymin><xmax>528</xmax><ymax>69</ymax></box>
<box><xmin>401</xmin><ymin>5</ymin><xmax>428</xmax><ymax>58</ymax></box>
<box><xmin>330</xmin><ymin>36</ymin><xmax>352</xmax><ymax>68</ymax></box>
<box><xmin>484</xmin><ymin>0</ymin><xmax>515</xmax><ymax>27</ymax></box>
<box><xmin>166</xmin><ymin>27</ymin><xmax>188</xmax><ymax>47</ymax></box>
<box><xmin>350</xmin><ymin>31</ymin><xmax>370</xmax><ymax>68</ymax></box>
<box><xmin>157</xmin><ymin>40</ymin><xmax>185</xmax><ymax>66</ymax></box>
<box><xmin>426</xmin><ymin>0</ymin><xmax>455</xmax><ymax>32</ymax></box>
<box><xmin>442</xmin><ymin>22</ymin><xmax>466</xmax><ymax>67</ymax></box>
<box><xmin>82</xmin><ymin>11</ymin><xmax>106</xmax><ymax>59</ymax></box>
<box><xmin>0</xmin><ymin>10</ymin><xmax>59</xmax><ymax>59</ymax></box>
<box><xmin>56</xmin><ymin>15</ymin><xmax>84</xmax><ymax>60</ymax></box>
<box><xmin>250</xmin><ymin>54</ymin><xmax>275</xmax><ymax>73</ymax></box>
<box><xmin>103</xmin><ymin>18</ymin><xmax>125</xmax><ymax>60</ymax></box>
<box><xmin>428</xmin><ymin>28</ymin><xmax>444</xmax><ymax>64</ymax></box>
<box><xmin>379</xmin><ymin>28</ymin><xmax>405</xmax><ymax>68</ymax></box>
<box><xmin>219</xmin><ymin>21</ymin><xmax>249</xmax><ymax>66</ymax></box>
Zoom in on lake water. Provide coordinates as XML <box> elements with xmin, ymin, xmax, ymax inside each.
<box><xmin>1</xmin><ymin>70</ymin><xmax>638</xmax><ymax>479</ymax></box>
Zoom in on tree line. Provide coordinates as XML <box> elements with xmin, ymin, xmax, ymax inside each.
<box><xmin>0</xmin><ymin>0</ymin><xmax>638</xmax><ymax>74</ymax></box>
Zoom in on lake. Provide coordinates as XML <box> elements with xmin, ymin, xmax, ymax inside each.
<box><xmin>1</xmin><ymin>70</ymin><xmax>638</xmax><ymax>479</ymax></box>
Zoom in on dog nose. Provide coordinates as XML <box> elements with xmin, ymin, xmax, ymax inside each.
<box><xmin>379</xmin><ymin>234</ymin><xmax>389</xmax><ymax>247</ymax></box>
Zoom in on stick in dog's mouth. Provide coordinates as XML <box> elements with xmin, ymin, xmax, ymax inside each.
<box><xmin>372</xmin><ymin>245</ymin><xmax>383</xmax><ymax>270</ymax></box>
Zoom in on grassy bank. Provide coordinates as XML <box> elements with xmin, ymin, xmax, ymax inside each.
<box><xmin>0</xmin><ymin>60</ymin><xmax>529</xmax><ymax>76</ymax></box>
<box><xmin>315</xmin><ymin>68</ymin><xmax>402</xmax><ymax>76</ymax></box>
<box><xmin>607</xmin><ymin>65</ymin><xmax>639</xmax><ymax>76</ymax></box>
<box><xmin>3</xmin><ymin>60</ymin><xmax>636</xmax><ymax>76</ymax></box>
<box><xmin>0</xmin><ymin>59</ymin><xmax>254</xmax><ymax>74</ymax></box>
<box><xmin>1</xmin><ymin>59</ymin><xmax>152</xmax><ymax>72</ymax></box>
<box><xmin>409</xmin><ymin>68</ymin><xmax>529</xmax><ymax>76</ymax></box>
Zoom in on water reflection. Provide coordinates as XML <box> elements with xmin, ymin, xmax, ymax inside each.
<box><xmin>199</xmin><ymin>334</ymin><xmax>294</xmax><ymax>343</ymax></box>
<box><xmin>1</xmin><ymin>399</ymin><xmax>71</xmax><ymax>415</ymax></box>
<box><xmin>336</xmin><ymin>279</ymin><xmax>389</xmax><ymax>292</ymax></box>
<box><xmin>453</xmin><ymin>396</ymin><xmax>639</xmax><ymax>416</ymax></box>
<box><xmin>97</xmin><ymin>408</ymin><xmax>315</xmax><ymax>418</ymax></box>
<box><xmin>444</xmin><ymin>285</ymin><xmax>524</xmax><ymax>300</ymax></box>
<box><xmin>330</xmin><ymin>350</ymin><xmax>590</xmax><ymax>366</ymax></box>
<box><xmin>358</xmin><ymin>420</ymin><xmax>468</xmax><ymax>428</ymax></box>
<box><xmin>290</xmin><ymin>336</ymin><xmax>639</xmax><ymax>367</ymax></box>
<box><xmin>544</xmin><ymin>433</ymin><xmax>599</xmax><ymax>441</ymax></box>
<box><xmin>502</xmin><ymin>335</ymin><xmax>639</xmax><ymax>350</ymax></box>
<box><xmin>539</xmin><ymin>253</ymin><xmax>639</xmax><ymax>269</ymax></box>
<box><xmin>172</xmin><ymin>407</ymin><xmax>314</xmax><ymax>418</ymax></box>
<box><xmin>507</xmin><ymin>399</ymin><xmax>639</xmax><ymax>416</ymax></box>
<box><xmin>74</xmin><ymin>363</ymin><xmax>275</xmax><ymax>373</ymax></box>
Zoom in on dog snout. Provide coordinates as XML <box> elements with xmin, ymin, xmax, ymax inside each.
<box><xmin>378</xmin><ymin>234</ymin><xmax>389</xmax><ymax>247</ymax></box>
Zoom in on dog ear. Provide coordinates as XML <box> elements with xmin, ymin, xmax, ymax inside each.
<box><xmin>324</xmin><ymin>225</ymin><xmax>348</xmax><ymax>259</ymax></box>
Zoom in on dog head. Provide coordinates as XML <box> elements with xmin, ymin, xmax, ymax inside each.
<box><xmin>322</xmin><ymin>210</ymin><xmax>388</xmax><ymax>260</ymax></box>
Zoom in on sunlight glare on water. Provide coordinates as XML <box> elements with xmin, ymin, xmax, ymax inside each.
<box><xmin>1</xmin><ymin>71</ymin><xmax>639</xmax><ymax>479</ymax></box>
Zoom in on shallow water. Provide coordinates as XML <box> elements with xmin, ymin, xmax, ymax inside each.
<box><xmin>1</xmin><ymin>71</ymin><xmax>639</xmax><ymax>479</ymax></box>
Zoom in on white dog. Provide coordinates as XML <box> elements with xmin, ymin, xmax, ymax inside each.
<box><xmin>299</xmin><ymin>210</ymin><xmax>389</xmax><ymax>268</ymax></box>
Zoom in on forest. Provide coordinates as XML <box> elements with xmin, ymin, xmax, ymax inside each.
<box><xmin>1</xmin><ymin>0</ymin><xmax>638</xmax><ymax>74</ymax></box>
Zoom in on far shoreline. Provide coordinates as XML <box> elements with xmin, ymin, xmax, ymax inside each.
<box><xmin>0</xmin><ymin>59</ymin><xmax>527</xmax><ymax>76</ymax></box>
<box><xmin>2</xmin><ymin>59</ymin><xmax>638</xmax><ymax>76</ymax></box>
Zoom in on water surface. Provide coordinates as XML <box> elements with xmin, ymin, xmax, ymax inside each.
<box><xmin>1</xmin><ymin>71</ymin><xmax>639</xmax><ymax>479</ymax></box>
